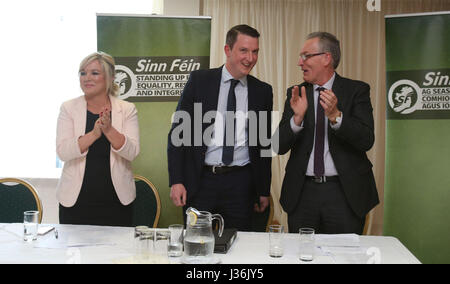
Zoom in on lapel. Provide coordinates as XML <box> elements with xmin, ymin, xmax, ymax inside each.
<box><xmin>75</xmin><ymin>96</ymin><xmax>87</xmax><ymax>139</ymax></box>
<box><xmin>109</xmin><ymin>95</ymin><xmax>123</xmax><ymax>169</ymax></box>
<box><xmin>73</xmin><ymin>96</ymin><xmax>87</xmax><ymax>174</ymax></box>
<box><xmin>199</xmin><ymin>67</ymin><xmax>222</xmax><ymax>154</ymax></box>
<box><xmin>304</xmin><ymin>83</ymin><xmax>315</xmax><ymax>130</ymax></box>
<box><xmin>331</xmin><ymin>73</ymin><xmax>344</xmax><ymax>107</ymax></box>
<box><xmin>110</xmin><ymin>95</ymin><xmax>123</xmax><ymax>133</ymax></box>
<box><xmin>202</xmin><ymin>67</ymin><xmax>223</xmax><ymax>115</ymax></box>
<box><xmin>247</xmin><ymin>75</ymin><xmax>257</xmax><ymax>112</ymax></box>
<box><xmin>328</xmin><ymin>73</ymin><xmax>344</xmax><ymax>138</ymax></box>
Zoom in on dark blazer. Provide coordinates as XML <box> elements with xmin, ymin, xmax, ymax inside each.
<box><xmin>276</xmin><ymin>73</ymin><xmax>379</xmax><ymax>218</ymax></box>
<box><xmin>167</xmin><ymin>66</ymin><xmax>273</xmax><ymax>204</ymax></box>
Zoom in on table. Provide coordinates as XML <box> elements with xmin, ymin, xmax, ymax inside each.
<box><xmin>0</xmin><ymin>223</ymin><xmax>420</xmax><ymax>264</ymax></box>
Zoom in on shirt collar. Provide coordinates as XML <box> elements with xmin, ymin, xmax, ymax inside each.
<box><xmin>222</xmin><ymin>65</ymin><xmax>248</xmax><ymax>87</ymax></box>
<box><xmin>314</xmin><ymin>72</ymin><xmax>336</xmax><ymax>91</ymax></box>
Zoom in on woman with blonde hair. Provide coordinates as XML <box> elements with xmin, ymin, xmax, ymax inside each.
<box><xmin>56</xmin><ymin>52</ymin><xmax>140</xmax><ymax>226</ymax></box>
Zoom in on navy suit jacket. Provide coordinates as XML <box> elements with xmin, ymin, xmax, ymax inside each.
<box><xmin>276</xmin><ymin>73</ymin><xmax>379</xmax><ymax>218</ymax></box>
<box><xmin>167</xmin><ymin>67</ymin><xmax>273</xmax><ymax>204</ymax></box>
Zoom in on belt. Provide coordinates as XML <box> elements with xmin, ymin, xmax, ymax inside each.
<box><xmin>306</xmin><ymin>176</ymin><xmax>340</xmax><ymax>183</ymax></box>
<box><xmin>204</xmin><ymin>165</ymin><xmax>247</xmax><ymax>174</ymax></box>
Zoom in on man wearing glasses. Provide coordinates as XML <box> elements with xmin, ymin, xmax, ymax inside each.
<box><xmin>275</xmin><ymin>32</ymin><xmax>379</xmax><ymax>234</ymax></box>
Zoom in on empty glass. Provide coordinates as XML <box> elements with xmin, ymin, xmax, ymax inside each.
<box><xmin>269</xmin><ymin>225</ymin><xmax>284</xmax><ymax>258</ymax></box>
<box><xmin>154</xmin><ymin>230</ymin><xmax>170</xmax><ymax>255</ymax></box>
<box><xmin>168</xmin><ymin>224</ymin><xmax>184</xmax><ymax>257</ymax></box>
<box><xmin>134</xmin><ymin>226</ymin><xmax>153</xmax><ymax>259</ymax></box>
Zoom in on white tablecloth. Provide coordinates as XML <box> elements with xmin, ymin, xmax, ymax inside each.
<box><xmin>0</xmin><ymin>223</ymin><xmax>420</xmax><ymax>264</ymax></box>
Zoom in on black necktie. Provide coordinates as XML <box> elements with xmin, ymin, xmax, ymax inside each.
<box><xmin>314</xmin><ymin>87</ymin><xmax>326</xmax><ymax>177</ymax></box>
<box><xmin>222</xmin><ymin>79</ymin><xmax>239</xmax><ymax>165</ymax></box>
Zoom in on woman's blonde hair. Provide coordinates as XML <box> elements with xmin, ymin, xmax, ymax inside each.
<box><xmin>79</xmin><ymin>51</ymin><xmax>119</xmax><ymax>96</ymax></box>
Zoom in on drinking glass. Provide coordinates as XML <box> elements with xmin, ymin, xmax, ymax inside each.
<box><xmin>23</xmin><ymin>211</ymin><xmax>39</xmax><ymax>241</ymax></box>
<box><xmin>299</xmin><ymin>228</ymin><xmax>315</xmax><ymax>261</ymax></box>
<box><xmin>269</xmin><ymin>225</ymin><xmax>284</xmax><ymax>258</ymax></box>
<box><xmin>168</xmin><ymin>224</ymin><xmax>184</xmax><ymax>257</ymax></box>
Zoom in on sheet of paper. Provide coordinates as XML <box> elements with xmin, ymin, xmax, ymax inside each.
<box><xmin>0</xmin><ymin>224</ymin><xmax>23</xmax><ymax>243</ymax></box>
<box><xmin>33</xmin><ymin>228</ymin><xmax>118</xmax><ymax>249</ymax></box>
<box><xmin>315</xmin><ymin>234</ymin><xmax>360</xmax><ymax>247</ymax></box>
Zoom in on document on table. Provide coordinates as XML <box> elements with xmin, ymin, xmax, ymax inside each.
<box><xmin>315</xmin><ymin>234</ymin><xmax>372</xmax><ymax>264</ymax></box>
<box><xmin>315</xmin><ymin>234</ymin><xmax>360</xmax><ymax>247</ymax></box>
<box><xmin>0</xmin><ymin>224</ymin><xmax>23</xmax><ymax>243</ymax></box>
<box><xmin>34</xmin><ymin>229</ymin><xmax>117</xmax><ymax>249</ymax></box>
<box><xmin>0</xmin><ymin>224</ymin><xmax>125</xmax><ymax>249</ymax></box>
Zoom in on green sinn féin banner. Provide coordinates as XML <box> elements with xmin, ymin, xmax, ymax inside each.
<box><xmin>384</xmin><ymin>12</ymin><xmax>450</xmax><ymax>264</ymax></box>
<box><xmin>97</xmin><ymin>14</ymin><xmax>211</xmax><ymax>227</ymax></box>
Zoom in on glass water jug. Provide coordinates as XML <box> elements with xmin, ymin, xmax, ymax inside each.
<box><xmin>183</xmin><ymin>207</ymin><xmax>224</xmax><ymax>264</ymax></box>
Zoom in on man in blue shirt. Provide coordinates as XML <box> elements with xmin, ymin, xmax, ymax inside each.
<box><xmin>167</xmin><ymin>25</ymin><xmax>273</xmax><ymax>231</ymax></box>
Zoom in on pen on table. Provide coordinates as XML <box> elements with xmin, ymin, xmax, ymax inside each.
<box><xmin>54</xmin><ymin>229</ymin><xmax>58</xmax><ymax>239</ymax></box>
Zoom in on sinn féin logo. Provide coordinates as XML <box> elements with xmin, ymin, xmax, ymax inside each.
<box><xmin>115</xmin><ymin>65</ymin><xmax>137</xmax><ymax>100</ymax></box>
<box><xmin>388</xmin><ymin>80</ymin><xmax>421</xmax><ymax>114</ymax></box>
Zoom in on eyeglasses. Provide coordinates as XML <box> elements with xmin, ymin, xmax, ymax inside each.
<box><xmin>300</xmin><ymin>52</ymin><xmax>326</xmax><ymax>61</ymax></box>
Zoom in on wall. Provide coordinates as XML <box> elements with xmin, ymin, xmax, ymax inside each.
<box><xmin>164</xmin><ymin>0</ymin><xmax>200</xmax><ymax>16</ymax></box>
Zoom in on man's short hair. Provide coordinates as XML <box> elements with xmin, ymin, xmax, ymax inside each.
<box><xmin>226</xmin><ymin>24</ymin><xmax>260</xmax><ymax>50</ymax></box>
<box><xmin>307</xmin><ymin>32</ymin><xmax>341</xmax><ymax>69</ymax></box>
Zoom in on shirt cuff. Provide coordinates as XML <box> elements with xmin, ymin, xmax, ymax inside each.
<box><xmin>290</xmin><ymin>116</ymin><xmax>304</xmax><ymax>134</ymax></box>
<box><xmin>330</xmin><ymin>112</ymin><xmax>343</xmax><ymax>130</ymax></box>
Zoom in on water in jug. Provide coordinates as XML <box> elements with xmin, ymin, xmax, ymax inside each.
<box><xmin>183</xmin><ymin>207</ymin><xmax>224</xmax><ymax>264</ymax></box>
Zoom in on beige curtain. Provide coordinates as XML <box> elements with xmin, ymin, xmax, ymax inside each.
<box><xmin>201</xmin><ymin>0</ymin><xmax>450</xmax><ymax>235</ymax></box>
